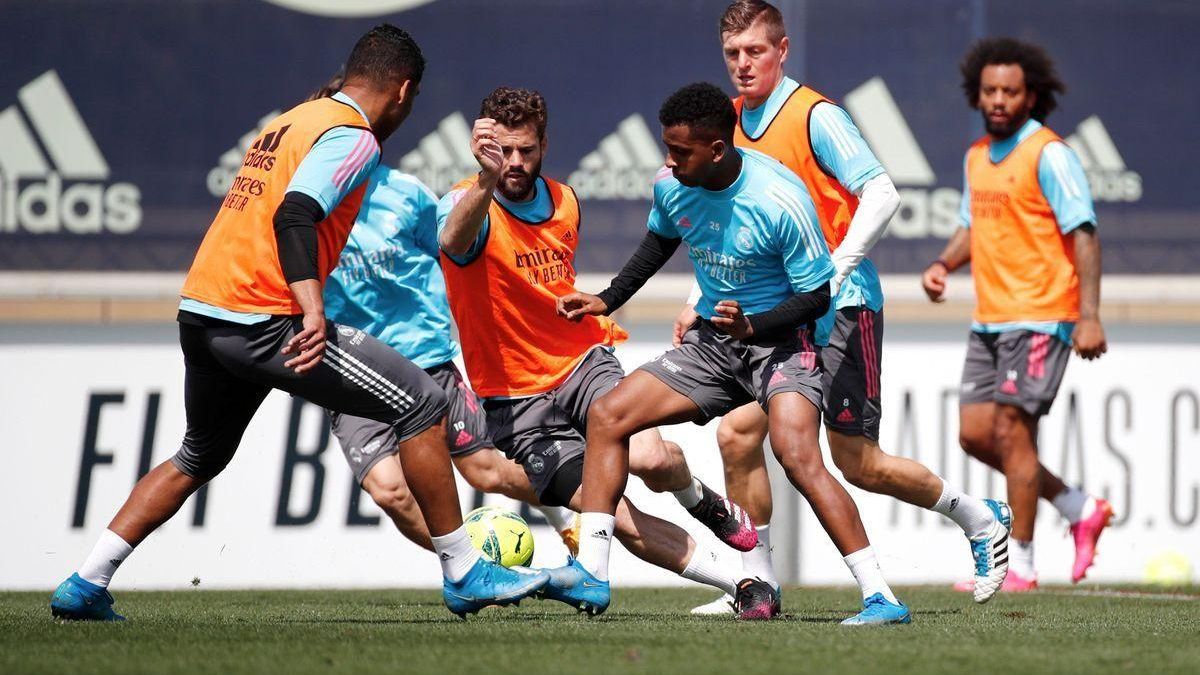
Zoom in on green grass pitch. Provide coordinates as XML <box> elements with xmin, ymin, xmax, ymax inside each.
<box><xmin>3</xmin><ymin>586</ymin><xmax>1198</xmax><ymax>675</ymax></box>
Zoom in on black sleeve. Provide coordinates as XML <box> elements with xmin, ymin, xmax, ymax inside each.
<box><xmin>746</xmin><ymin>282</ymin><xmax>831</xmax><ymax>336</ymax></box>
<box><xmin>596</xmin><ymin>231</ymin><xmax>681</xmax><ymax>314</ymax></box>
<box><xmin>273</xmin><ymin>192</ymin><xmax>326</xmax><ymax>284</ymax></box>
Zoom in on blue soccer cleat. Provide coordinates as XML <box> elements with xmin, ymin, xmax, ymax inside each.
<box><xmin>538</xmin><ymin>556</ymin><xmax>610</xmax><ymax>616</ymax></box>
<box><xmin>50</xmin><ymin>573</ymin><xmax>125</xmax><ymax>621</ymax></box>
<box><xmin>969</xmin><ymin>499</ymin><xmax>1012</xmax><ymax>604</ymax></box>
<box><xmin>442</xmin><ymin>558</ymin><xmax>549</xmax><ymax>618</ymax></box>
<box><xmin>841</xmin><ymin>593</ymin><xmax>911</xmax><ymax>626</ymax></box>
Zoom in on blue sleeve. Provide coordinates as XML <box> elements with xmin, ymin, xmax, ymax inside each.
<box><xmin>406</xmin><ymin>177</ymin><xmax>441</xmax><ymax>258</ymax></box>
<box><xmin>435</xmin><ymin>188</ymin><xmax>490</xmax><ymax>265</ymax></box>
<box><xmin>769</xmin><ymin>195</ymin><xmax>835</xmax><ymax>293</ymax></box>
<box><xmin>287</xmin><ymin>126</ymin><xmax>380</xmax><ymax>215</ymax></box>
<box><xmin>959</xmin><ymin>153</ymin><xmax>972</xmax><ymax>229</ymax></box>
<box><xmin>1038</xmin><ymin>142</ymin><xmax>1097</xmax><ymax>233</ymax></box>
<box><xmin>809</xmin><ymin>102</ymin><xmax>885</xmax><ymax>194</ymax></box>
<box><xmin>647</xmin><ymin>179</ymin><xmax>681</xmax><ymax>238</ymax></box>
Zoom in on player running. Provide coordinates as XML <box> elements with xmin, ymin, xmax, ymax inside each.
<box><xmin>923</xmin><ymin>37</ymin><xmax>1112</xmax><ymax>591</ymax></box>
<box><xmin>50</xmin><ymin>25</ymin><xmax>548</xmax><ymax>622</ymax></box>
<box><xmin>688</xmin><ymin>1</ymin><xmax>1010</xmax><ymax>614</ymax></box>
<box><xmin>439</xmin><ymin>87</ymin><xmax>764</xmax><ymax>616</ymax></box>
<box><xmin>555</xmin><ymin>82</ymin><xmax>909</xmax><ymax>624</ymax></box>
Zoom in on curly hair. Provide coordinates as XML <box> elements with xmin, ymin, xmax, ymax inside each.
<box><xmin>960</xmin><ymin>37</ymin><xmax>1065</xmax><ymax>122</ymax></box>
<box><xmin>658</xmin><ymin>82</ymin><xmax>736</xmax><ymax>141</ymax></box>
<box><xmin>345</xmin><ymin>24</ymin><xmax>426</xmax><ymax>87</ymax></box>
<box><xmin>480</xmin><ymin>87</ymin><xmax>548</xmax><ymax>139</ymax></box>
<box><xmin>719</xmin><ymin>0</ymin><xmax>785</xmax><ymax>43</ymax></box>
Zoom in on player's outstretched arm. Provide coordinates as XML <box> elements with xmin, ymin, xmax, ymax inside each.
<box><xmin>1072</xmin><ymin>224</ymin><xmax>1107</xmax><ymax>360</ymax></box>
<box><xmin>440</xmin><ymin>117</ymin><xmax>503</xmax><ymax>255</ymax></box>
<box><xmin>922</xmin><ymin>227</ymin><xmax>971</xmax><ymax>303</ymax></box>
<box><xmin>831</xmin><ymin>174</ymin><xmax>900</xmax><ymax>293</ymax></box>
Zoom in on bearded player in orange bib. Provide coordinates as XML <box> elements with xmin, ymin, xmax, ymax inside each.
<box><xmin>923</xmin><ymin>37</ymin><xmax>1112</xmax><ymax>592</ymax></box>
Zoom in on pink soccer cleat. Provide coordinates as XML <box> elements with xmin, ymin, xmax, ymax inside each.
<box><xmin>1070</xmin><ymin>498</ymin><xmax>1114</xmax><ymax>583</ymax></box>
<box><xmin>686</xmin><ymin>481</ymin><xmax>758</xmax><ymax>552</ymax></box>
<box><xmin>954</xmin><ymin>569</ymin><xmax>1038</xmax><ymax>593</ymax></box>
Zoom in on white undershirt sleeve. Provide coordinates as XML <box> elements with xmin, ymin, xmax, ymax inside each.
<box><xmin>830</xmin><ymin>173</ymin><xmax>899</xmax><ymax>294</ymax></box>
<box><xmin>686</xmin><ymin>280</ymin><xmax>702</xmax><ymax>307</ymax></box>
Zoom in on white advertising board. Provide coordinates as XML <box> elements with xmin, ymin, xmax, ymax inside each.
<box><xmin>1</xmin><ymin>338</ymin><xmax>1196</xmax><ymax>590</ymax></box>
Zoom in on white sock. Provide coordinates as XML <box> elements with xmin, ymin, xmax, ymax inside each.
<box><xmin>537</xmin><ymin>505</ymin><xmax>575</xmax><ymax>532</ymax></box>
<box><xmin>77</xmin><ymin>529</ymin><xmax>134</xmax><ymax>588</ymax></box>
<box><xmin>1010</xmin><ymin>539</ymin><xmax>1036</xmax><ymax>579</ymax></box>
<box><xmin>740</xmin><ymin>525</ymin><xmax>778</xmax><ymax>589</ymax></box>
<box><xmin>576</xmin><ymin>512</ymin><xmax>616</xmax><ymax>581</ymax></box>
<box><xmin>681</xmin><ymin>545</ymin><xmax>741</xmax><ymax>596</ymax></box>
<box><xmin>842</xmin><ymin>546</ymin><xmax>898</xmax><ymax>604</ymax></box>
<box><xmin>671</xmin><ymin>477</ymin><xmax>703</xmax><ymax>510</ymax></box>
<box><xmin>1051</xmin><ymin>487</ymin><xmax>1095</xmax><ymax>524</ymax></box>
<box><xmin>931</xmin><ymin>480</ymin><xmax>996</xmax><ymax>539</ymax></box>
<box><xmin>430</xmin><ymin>525</ymin><xmax>483</xmax><ymax>582</ymax></box>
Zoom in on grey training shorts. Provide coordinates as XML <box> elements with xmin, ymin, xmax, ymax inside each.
<box><xmin>638</xmin><ymin>319</ymin><xmax>823</xmax><ymax>422</ymax></box>
<box><xmin>483</xmin><ymin>346</ymin><xmax>624</xmax><ymax>507</ymax></box>
<box><xmin>959</xmin><ymin>329</ymin><xmax>1071</xmax><ymax>417</ymax></box>
<box><xmin>332</xmin><ymin>360</ymin><xmax>493</xmax><ymax>485</ymax></box>
<box><xmin>821</xmin><ymin>307</ymin><xmax>884</xmax><ymax>441</ymax></box>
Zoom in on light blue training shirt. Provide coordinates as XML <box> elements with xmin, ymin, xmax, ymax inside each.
<box><xmin>649</xmin><ymin>148</ymin><xmax>835</xmax><ymax>320</ymax></box>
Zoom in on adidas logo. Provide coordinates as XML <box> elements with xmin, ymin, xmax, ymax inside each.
<box><xmin>836</xmin><ymin>408</ymin><xmax>856</xmax><ymax>424</ymax></box>
<box><xmin>207</xmin><ymin>109</ymin><xmax>281</xmax><ymax>197</ymax></box>
<box><xmin>842</xmin><ymin>77</ymin><xmax>1140</xmax><ymax>239</ymax></box>
<box><xmin>591</xmin><ymin>529</ymin><xmax>610</xmax><ymax>539</ymax></box>
<box><xmin>845</xmin><ymin>77</ymin><xmax>963</xmax><ymax>239</ymax></box>
<box><xmin>568</xmin><ymin>114</ymin><xmax>663</xmax><ymax>200</ymax></box>
<box><xmin>397</xmin><ymin>112</ymin><xmax>477</xmax><ymax>196</ymax></box>
<box><xmin>0</xmin><ymin>70</ymin><xmax>142</xmax><ymax>234</ymax></box>
<box><xmin>1064</xmin><ymin>116</ymin><xmax>1141</xmax><ymax>202</ymax></box>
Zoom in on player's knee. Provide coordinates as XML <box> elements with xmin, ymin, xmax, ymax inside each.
<box><xmin>589</xmin><ymin>394</ymin><xmax>637</xmax><ymax>438</ymax></box>
<box><xmin>462</xmin><ymin>462</ymin><xmax>504</xmax><ymax>494</ymax></box>
<box><xmin>959</xmin><ymin>427</ymin><xmax>991</xmax><ymax>455</ymax></box>
<box><xmin>171</xmin><ymin>445</ymin><xmax>234</xmax><ymax>484</ymax></box>
<box><xmin>630</xmin><ymin>438</ymin><xmax>681</xmax><ymax>486</ymax></box>
<box><xmin>716</xmin><ymin>423</ymin><xmax>758</xmax><ymax>459</ymax></box>
<box><xmin>365</xmin><ymin>475</ymin><xmax>416</xmax><ymax>518</ymax></box>
<box><xmin>772</xmin><ymin>443</ymin><xmax>825</xmax><ymax>487</ymax></box>
<box><xmin>835</xmin><ymin>446</ymin><xmax>887</xmax><ymax>492</ymax></box>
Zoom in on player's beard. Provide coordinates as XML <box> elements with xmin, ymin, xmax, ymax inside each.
<box><xmin>497</xmin><ymin>158</ymin><xmax>542</xmax><ymax>202</ymax></box>
<box><xmin>982</xmin><ymin>108</ymin><xmax>1026</xmax><ymax>139</ymax></box>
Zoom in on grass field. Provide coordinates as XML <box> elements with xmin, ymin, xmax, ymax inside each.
<box><xmin>3</xmin><ymin>585</ymin><xmax>1198</xmax><ymax>675</ymax></box>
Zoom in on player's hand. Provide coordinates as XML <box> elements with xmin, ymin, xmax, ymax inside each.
<box><xmin>710</xmin><ymin>300</ymin><xmax>754</xmax><ymax>340</ymax></box>
<box><xmin>922</xmin><ymin>261</ymin><xmax>948</xmax><ymax>303</ymax></box>
<box><xmin>1072</xmin><ymin>318</ymin><xmax>1108</xmax><ymax>360</ymax></box>
<box><xmin>471</xmin><ymin>117</ymin><xmax>504</xmax><ymax>182</ymax></box>
<box><xmin>556</xmin><ymin>292</ymin><xmax>607</xmax><ymax>321</ymax></box>
<box><xmin>282</xmin><ymin>312</ymin><xmax>327</xmax><ymax>374</ymax></box>
<box><xmin>673</xmin><ymin>304</ymin><xmax>700</xmax><ymax>347</ymax></box>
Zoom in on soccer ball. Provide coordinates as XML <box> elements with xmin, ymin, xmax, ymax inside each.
<box><xmin>464</xmin><ymin>506</ymin><xmax>534</xmax><ymax>568</ymax></box>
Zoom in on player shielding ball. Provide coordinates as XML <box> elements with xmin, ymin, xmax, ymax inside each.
<box><xmin>555</xmin><ymin>83</ymin><xmax>909</xmax><ymax>624</ymax></box>
<box><xmin>923</xmin><ymin>37</ymin><xmax>1112</xmax><ymax>591</ymax></box>
<box><xmin>689</xmin><ymin>0</ymin><xmax>1011</xmax><ymax>613</ymax></box>
<box><xmin>50</xmin><ymin>25</ymin><xmax>548</xmax><ymax>622</ymax></box>
<box><xmin>439</xmin><ymin>87</ymin><xmax>763</xmax><ymax>616</ymax></box>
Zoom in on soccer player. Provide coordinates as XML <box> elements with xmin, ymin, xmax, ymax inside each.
<box><xmin>439</xmin><ymin>87</ymin><xmax>762</xmax><ymax>615</ymax></box>
<box><xmin>50</xmin><ymin>25</ymin><xmax>548</xmax><ymax>622</ymax></box>
<box><xmin>556</xmin><ymin>82</ymin><xmax>910</xmax><ymax>624</ymax></box>
<box><xmin>324</xmin><ymin>162</ymin><xmax>579</xmax><ymax>553</ymax></box>
<box><xmin>688</xmin><ymin>0</ymin><xmax>1011</xmax><ymax>614</ymax></box>
<box><xmin>922</xmin><ymin>37</ymin><xmax>1112</xmax><ymax>591</ymax></box>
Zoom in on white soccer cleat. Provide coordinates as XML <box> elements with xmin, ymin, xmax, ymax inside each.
<box><xmin>969</xmin><ymin>499</ymin><xmax>1012</xmax><ymax>604</ymax></box>
<box><xmin>690</xmin><ymin>593</ymin><xmax>736</xmax><ymax>616</ymax></box>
